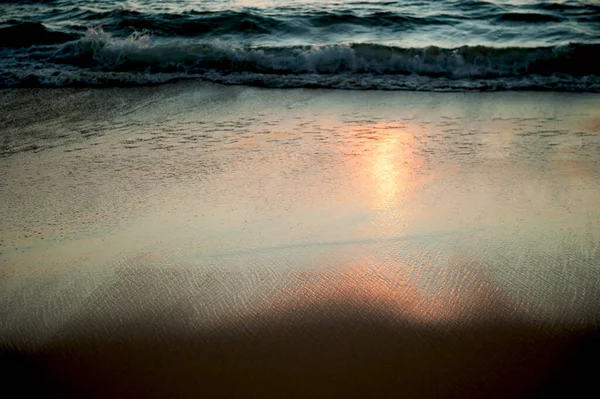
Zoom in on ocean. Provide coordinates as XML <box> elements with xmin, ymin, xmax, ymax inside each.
<box><xmin>1</xmin><ymin>0</ymin><xmax>599</xmax><ymax>90</ymax></box>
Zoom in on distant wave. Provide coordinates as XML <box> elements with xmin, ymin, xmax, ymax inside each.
<box><xmin>0</xmin><ymin>21</ymin><xmax>76</xmax><ymax>47</ymax></box>
<box><xmin>5</xmin><ymin>9</ymin><xmax>460</xmax><ymax>40</ymax></box>
<box><xmin>1</xmin><ymin>6</ymin><xmax>587</xmax><ymax>42</ymax></box>
<box><xmin>497</xmin><ymin>13</ymin><xmax>563</xmax><ymax>23</ymax></box>
<box><xmin>80</xmin><ymin>10</ymin><xmax>287</xmax><ymax>37</ymax></box>
<box><xmin>538</xmin><ymin>2</ymin><xmax>600</xmax><ymax>12</ymax></box>
<box><xmin>0</xmin><ymin>0</ymin><xmax>58</xmax><ymax>3</ymax></box>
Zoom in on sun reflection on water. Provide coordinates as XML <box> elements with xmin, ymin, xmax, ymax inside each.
<box><xmin>342</xmin><ymin>121</ymin><xmax>427</xmax><ymax>244</ymax></box>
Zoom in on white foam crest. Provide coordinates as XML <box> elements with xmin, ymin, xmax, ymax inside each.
<box><xmin>56</xmin><ymin>27</ymin><xmax>154</xmax><ymax>68</ymax></box>
<box><xmin>49</xmin><ymin>31</ymin><xmax>597</xmax><ymax>81</ymax></box>
<box><xmin>2</xmin><ymin>31</ymin><xmax>596</xmax><ymax>91</ymax></box>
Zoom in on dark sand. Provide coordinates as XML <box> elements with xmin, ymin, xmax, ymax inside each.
<box><xmin>1</xmin><ymin>83</ymin><xmax>600</xmax><ymax>397</ymax></box>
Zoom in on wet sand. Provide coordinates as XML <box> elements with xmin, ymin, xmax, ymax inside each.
<box><xmin>1</xmin><ymin>83</ymin><xmax>600</xmax><ymax>397</ymax></box>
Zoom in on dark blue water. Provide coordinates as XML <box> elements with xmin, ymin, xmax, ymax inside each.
<box><xmin>1</xmin><ymin>0</ymin><xmax>599</xmax><ymax>90</ymax></box>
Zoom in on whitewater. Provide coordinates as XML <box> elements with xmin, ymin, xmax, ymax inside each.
<box><xmin>1</xmin><ymin>0</ymin><xmax>599</xmax><ymax>90</ymax></box>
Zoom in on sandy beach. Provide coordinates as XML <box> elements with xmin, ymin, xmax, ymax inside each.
<box><xmin>1</xmin><ymin>83</ymin><xmax>600</xmax><ymax>397</ymax></box>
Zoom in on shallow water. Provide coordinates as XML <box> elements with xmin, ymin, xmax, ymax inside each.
<box><xmin>2</xmin><ymin>84</ymin><xmax>599</xmax><ymax>336</ymax></box>
<box><xmin>1</xmin><ymin>84</ymin><xmax>600</xmax><ymax>397</ymax></box>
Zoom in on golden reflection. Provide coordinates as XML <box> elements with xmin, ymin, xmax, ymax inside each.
<box><xmin>221</xmin><ymin>250</ymin><xmax>520</xmax><ymax>329</ymax></box>
<box><xmin>371</xmin><ymin>134</ymin><xmax>403</xmax><ymax>209</ymax></box>
<box><xmin>348</xmin><ymin>122</ymin><xmax>421</xmax><ymax>210</ymax></box>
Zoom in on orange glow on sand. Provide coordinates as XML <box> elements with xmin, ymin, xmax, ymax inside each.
<box><xmin>346</xmin><ymin>122</ymin><xmax>423</xmax><ymax>211</ymax></box>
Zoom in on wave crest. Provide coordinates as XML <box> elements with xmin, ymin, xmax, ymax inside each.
<box><xmin>1</xmin><ymin>28</ymin><xmax>598</xmax><ymax>91</ymax></box>
<box><xmin>53</xmin><ymin>29</ymin><xmax>599</xmax><ymax>78</ymax></box>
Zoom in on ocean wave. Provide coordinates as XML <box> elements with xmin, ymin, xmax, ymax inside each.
<box><xmin>537</xmin><ymin>2</ymin><xmax>600</xmax><ymax>12</ymax></box>
<box><xmin>1</xmin><ymin>28</ymin><xmax>598</xmax><ymax>91</ymax></box>
<box><xmin>0</xmin><ymin>21</ymin><xmax>76</xmax><ymax>48</ymax></box>
<box><xmin>305</xmin><ymin>10</ymin><xmax>459</xmax><ymax>27</ymax></box>
<box><xmin>1</xmin><ymin>0</ymin><xmax>599</xmax><ymax>92</ymax></box>
<box><xmin>45</xmin><ymin>8</ymin><xmax>461</xmax><ymax>39</ymax></box>
<box><xmin>0</xmin><ymin>0</ymin><xmax>57</xmax><ymax>3</ymax></box>
<box><xmin>497</xmin><ymin>13</ymin><xmax>564</xmax><ymax>23</ymax></box>
<box><xmin>49</xmin><ymin>29</ymin><xmax>599</xmax><ymax>78</ymax></box>
<box><xmin>3</xmin><ymin>66</ymin><xmax>599</xmax><ymax>92</ymax></box>
<box><xmin>2</xmin><ymin>2</ymin><xmax>596</xmax><ymax>44</ymax></box>
<box><xmin>78</xmin><ymin>10</ymin><xmax>286</xmax><ymax>37</ymax></box>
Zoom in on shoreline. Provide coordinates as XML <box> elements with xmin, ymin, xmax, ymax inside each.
<box><xmin>1</xmin><ymin>83</ymin><xmax>600</xmax><ymax>397</ymax></box>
